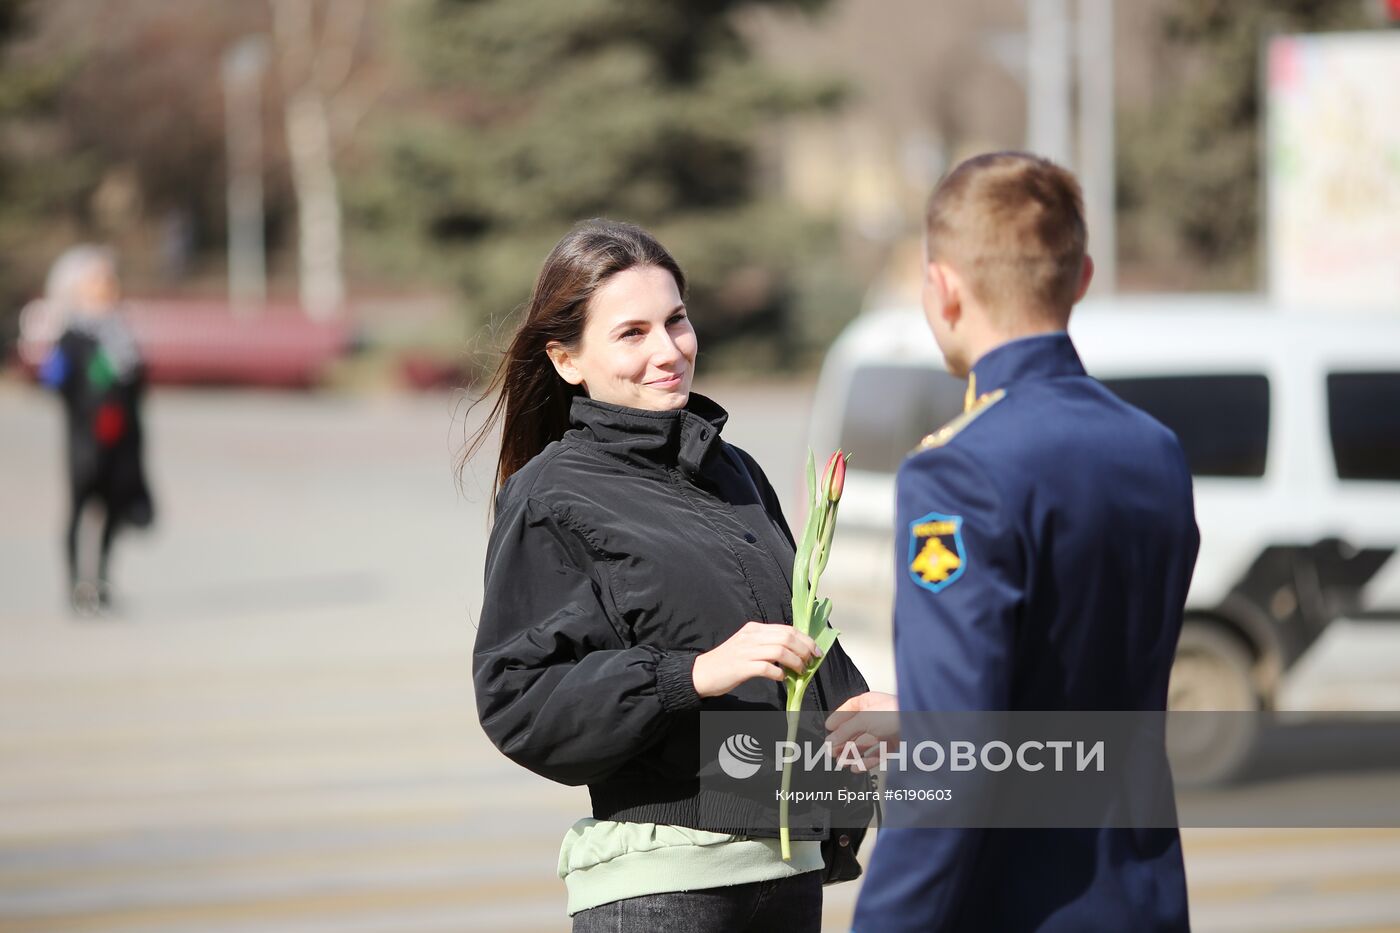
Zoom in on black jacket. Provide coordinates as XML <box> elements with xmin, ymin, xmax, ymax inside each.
<box><xmin>473</xmin><ymin>393</ymin><xmax>869</xmax><ymax>840</ymax></box>
<box><xmin>49</xmin><ymin>326</ymin><xmax>153</xmax><ymax>524</ymax></box>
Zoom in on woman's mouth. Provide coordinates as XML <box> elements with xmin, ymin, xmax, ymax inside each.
<box><xmin>646</xmin><ymin>372</ymin><xmax>684</xmax><ymax>389</ymax></box>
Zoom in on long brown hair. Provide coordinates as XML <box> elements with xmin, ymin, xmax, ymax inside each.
<box><xmin>459</xmin><ymin>219</ymin><xmax>687</xmax><ymax>505</ymax></box>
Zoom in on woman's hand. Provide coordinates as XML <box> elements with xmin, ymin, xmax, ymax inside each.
<box><xmin>691</xmin><ymin>621</ymin><xmax>823</xmax><ymax>698</ymax></box>
<box><xmin>825</xmin><ymin>691</ymin><xmax>900</xmax><ymax>770</ymax></box>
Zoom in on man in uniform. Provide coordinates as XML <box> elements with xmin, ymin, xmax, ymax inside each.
<box><xmin>841</xmin><ymin>152</ymin><xmax>1199</xmax><ymax>931</ymax></box>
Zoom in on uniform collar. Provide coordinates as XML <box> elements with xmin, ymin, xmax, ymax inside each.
<box><xmin>567</xmin><ymin>392</ymin><xmax>729</xmax><ymax>479</ymax></box>
<box><xmin>968</xmin><ymin>331</ymin><xmax>1085</xmax><ymax>396</ymax></box>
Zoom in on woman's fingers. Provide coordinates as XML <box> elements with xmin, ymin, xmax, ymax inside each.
<box><xmin>760</xmin><ymin>644</ymin><xmax>808</xmax><ymax>675</ymax></box>
<box><xmin>755</xmin><ymin>661</ymin><xmax>786</xmax><ymax>682</ymax></box>
<box><xmin>746</xmin><ymin>622</ymin><xmax>821</xmax><ymax>659</ymax></box>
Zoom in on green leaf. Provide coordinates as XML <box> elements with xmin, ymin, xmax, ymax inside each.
<box><xmin>805</xmin><ymin>448</ymin><xmax>817</xmax><ymax>514</ymax></box>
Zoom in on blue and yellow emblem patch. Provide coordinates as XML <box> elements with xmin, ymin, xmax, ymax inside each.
<box><xmin>908</xmin><ymin>511</ymin><xmax>966</xmax><ymax>593</ymax></box>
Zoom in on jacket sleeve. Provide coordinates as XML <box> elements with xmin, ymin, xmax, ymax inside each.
<box><xmin>893</xmin><ymin>444</ymin><xmax>1022</xmax><ymax>712</ymax></box>
<box><xmin>473</xmin><ymin>493</ymin><xmax>702</xmax><ymax>786</ymax></box>
<box><xmin>855</xmin><ymin>443</ymin><xmax>1025</xmax><ymax>932</ymax></box>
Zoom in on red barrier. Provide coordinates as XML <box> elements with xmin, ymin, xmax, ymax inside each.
<box><xmin>15</xmin><ymin>299</ymin><xmax>353</xmax><ymax>387</ymax></box>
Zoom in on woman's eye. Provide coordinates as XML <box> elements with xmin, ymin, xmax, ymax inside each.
<box><xmin>620</xmin><ymin>328</ymin><xmax>643</xmax><ymax>340</ymax></box>
<box><xmin>668</xmin><ymin>313</ymin><xmax>688</xmax><ymax>326</ymax></box>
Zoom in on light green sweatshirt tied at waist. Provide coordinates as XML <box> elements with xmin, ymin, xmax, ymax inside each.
<box><xmin>558</xmin><ymin>818</ymin><xmax>825</xmax><ymax>916</ymax></box>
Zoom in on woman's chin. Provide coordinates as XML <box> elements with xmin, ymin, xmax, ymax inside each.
<box><xmin>649</xmin><ymin>388</ymin><xmax>689</xmax><ymax>410</ymax></box>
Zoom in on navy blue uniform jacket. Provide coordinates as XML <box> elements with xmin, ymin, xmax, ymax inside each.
<box><xmin>853</xmin><ymin>332</ymin><xmax>1199</xmax><ymax>932</ymax></box>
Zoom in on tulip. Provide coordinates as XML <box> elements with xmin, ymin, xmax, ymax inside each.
<box><xmin>780</xmin><ymin>448</ymin><xmax>849</xmax><ymax>859</ymax></box>
<box><xmin>828</xmin><ymin>451</ymin><xmax>846</xmax><ymax>502</ymax></box>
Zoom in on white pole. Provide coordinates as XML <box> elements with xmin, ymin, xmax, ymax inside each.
<box><xmin>1027</xmin><ymin>0</ymin><xmax>1073</xmax><ymax>166</ymax></box>
<box><xmin>222</xmin><ymin>37</ymin><xmax>268</xmax><ymax>316</ymax></box>
<box><xmin>1077</xmin><ymin>0</ymin><xmax>1116</xmax><ymax>294</ymax></box>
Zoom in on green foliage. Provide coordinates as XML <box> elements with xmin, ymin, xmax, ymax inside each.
<box><xmin>1118</xmin><ymin>0</ymin><xmax>1374</xmax><ymax>289</ymax></box>
<box><xmin>348</xmin><ymin>0</ymin><xmax>845</xmax><ymax>369</ymax></box>
<box><xmin>0</xmin><ymin>0</ymin><xmax>92</xmax><ymax>342</ymax></box>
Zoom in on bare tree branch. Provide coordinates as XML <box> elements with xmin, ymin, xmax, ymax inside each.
<box><xmin>329</xmin><ymin>70</ymin><xmax>389</xmax><ymax>152</ymax></box>
<box><xmin>315</xmin><ymin>0</ymin><xmax>368</xmax><ymax>96</ymax></box>
<box><xmin>268</xmin><ymin>0</ymin><xmax>315</xmax><ymax>90</ymax></box>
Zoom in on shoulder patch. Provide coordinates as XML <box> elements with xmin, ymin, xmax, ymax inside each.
<box><xmin>915</xmin><ymin>388</ymin><xmax>1007</xmax><ymax>452</ymax></box>
<box><xmin>908</xmin><ymin>511</ymin><xmax>966</xmax><ymax>593</ymax></box>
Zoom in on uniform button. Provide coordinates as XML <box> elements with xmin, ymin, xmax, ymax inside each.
<box><xmin>838</xmin><ymin>834</ymin><xmax>851</xmax><ymax>848</ymax></box>
<box><xmin>743</xmin><ymin>532</ymin><xmax>757</xmax><ymax>543</ymax></box>
<box><xmin>699</xmin><ymin>428</ymin><xmax>710</xmax><ymax>440</ymax></box>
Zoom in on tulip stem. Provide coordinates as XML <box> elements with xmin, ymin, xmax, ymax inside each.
<box><xmin>780</xmin><ymin>449</ymin><xmax>847</xmax><ymax>860</ymax></box>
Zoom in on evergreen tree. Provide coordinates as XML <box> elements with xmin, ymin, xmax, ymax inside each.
<box><xmin>1119</xmin><ymin>0</ymin><xmax>1374</xmax><ymax>289</ymax></box>
<box><xmin>352</xmin><ymin>0</ymin><xmax>848</xmax><ymax>367</ymax></box>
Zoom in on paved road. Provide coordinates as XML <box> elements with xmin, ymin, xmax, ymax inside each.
<box><xmin>1</xmin><ymin>382</ymin><xmax>1397</xmax><ymax>932</ymax></box>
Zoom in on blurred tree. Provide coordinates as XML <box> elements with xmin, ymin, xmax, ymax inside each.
<box><xmin>0</xmin><ymin>0</ymin><xmax>391</xmax><ymax>334</ymax></box>
<box><xmin>0</xmin><ymin>1</ymin><xmax>275</xmax><ymax>324</ymax></box>
<box><xmin>1118</xmin><ymin>0</ymin><xmax>1374</xmax><ymax>290</ymax></box>
<box><xmin>0</xmin><ymin>0</ymin><xmax>85</xmax><ymax>344</ymax></box>
<box><xmin>350</xmin><ymin>0</ymin><xmax>849</xmax><ymax>369</ymax></box>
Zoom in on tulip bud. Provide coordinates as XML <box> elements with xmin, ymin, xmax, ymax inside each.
<box><xmin>828</xmin><ymin>450</ymin><xmax>847</xmax><ymax>503</ymax></box>
<box><xmin>820</xmin><ymin>450</ymin><xmax>839</xmax><ymax>500</ymax></box>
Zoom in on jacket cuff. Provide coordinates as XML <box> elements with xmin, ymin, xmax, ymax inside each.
<box><xmin>656</xmin><ymin>652</ymin><xmax>702</xmax><ymax>712</ymax></box>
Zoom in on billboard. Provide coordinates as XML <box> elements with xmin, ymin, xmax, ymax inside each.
<box><xmin>1267</xmin><ymin>32</ymin><xmax>1400</xmax><ymax>312</ymax></box>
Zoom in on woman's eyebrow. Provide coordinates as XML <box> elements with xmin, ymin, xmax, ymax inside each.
<box><xmin>608</xmin><ymin>305</ymin><xmax>687</xmax><ymax>334</ymax></box>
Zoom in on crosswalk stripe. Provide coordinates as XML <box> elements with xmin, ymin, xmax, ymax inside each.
<box><xmin>0</xmin><ymin>877</ymin><xmax>566</xmax><ymax>933</ymax></box>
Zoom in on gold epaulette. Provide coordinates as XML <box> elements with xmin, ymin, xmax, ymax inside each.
<box><xmin>914</xmin><ymin>388</ymin><xmax>1007</xmax><ymax>452</ymax></box>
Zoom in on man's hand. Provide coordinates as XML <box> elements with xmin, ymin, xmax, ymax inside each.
<box><xmin>825</xmin><ymin>691</ymin><xmax>899</xmax><ymax>771</ymax></box>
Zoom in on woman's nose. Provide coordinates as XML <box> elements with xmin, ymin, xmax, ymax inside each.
<box><xmin>649</xmin><ymin>329</ymin><xmax>683</xmax><ymax>364</ymax></box>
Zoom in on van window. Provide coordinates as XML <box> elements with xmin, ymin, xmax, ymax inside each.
<box><xmin>1327</xmin><ymin>372</ymin><xmax>1400</xmax><ymax>481</ymax></box>
<box><xmin>839</xmin><ymin>365</ymin><xmax>965</xmax><ymax>473</ymax></box>
<box><xmin>1101</xmin><ymin>375</ymin><xmax>1269</xmax><ymax>477</ymax></box>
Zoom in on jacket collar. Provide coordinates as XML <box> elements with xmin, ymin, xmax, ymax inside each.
<box><xmin>969</xmin><ymin>331</ymin><xmax>1085</xmax><ymax>395</ymax></box>
<box><xmin>566</xmin><ymin>392</ymin><xmax>729</xmax><ymax>479</ymax></box>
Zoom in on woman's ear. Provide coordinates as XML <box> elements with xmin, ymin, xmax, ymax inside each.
<box><xmin>545</xmin><ymin>341</ymin><xmax>584</xmax><ymax>386</ymax></box>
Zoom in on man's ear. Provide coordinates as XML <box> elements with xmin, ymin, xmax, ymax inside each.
<box><xmin>930</xmin><ymin>260</ymin><xmax>963</xmax><ymax>327</ymax></box>
<box><xmin>1074</xmin><ymin>254</ymin><xmax>1095</xmax><ymax>304</ymax></box>
<box><xmin>545</xmin><ymin>342</ymin><xmax>584</xmax><ymax>386</ymax></box>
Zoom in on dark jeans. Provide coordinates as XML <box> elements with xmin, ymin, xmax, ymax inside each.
<box><xmin>571</xmin><ymin>871</ymin><xmax>822</xmax><ymax>933</ymax></box>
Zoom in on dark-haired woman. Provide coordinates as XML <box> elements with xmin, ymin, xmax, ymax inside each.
<box><xmin>469</xmin><ymin>220</ymin><xmax>875</xmax><ymax>931</ymax></box>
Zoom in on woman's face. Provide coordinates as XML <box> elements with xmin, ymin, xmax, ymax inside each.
<box><xmin>549</xmin><ymin>264</ymin><xmax>697</xmax><ymax>412</ymax></box>
<box><xmin>76</xmin><ymin>262</ymin><xmax>120</xmax><ymax>315</ymax></box>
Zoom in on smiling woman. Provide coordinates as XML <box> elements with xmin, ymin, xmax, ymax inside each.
<box><xmin>544</xmin><ymin>263</ymin><xmax>697</xmax><ymax>412</ymax></box>
<box><xmin>460</xmin><ymin>220</ymin><xmax>693</xmax><ymax>500</ymax></box>
<box><xmin>462</xmin><ymin>219</ymin><xmax>874</xmax><ymax>931</ymax></box>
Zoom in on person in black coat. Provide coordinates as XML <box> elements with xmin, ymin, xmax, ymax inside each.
<box><xmin>39</xmin><ymin>245</ymin><xmax>154</xmax><ymax>613</ymax></box>
<box><xmin>465</xmin><ymin>220</ymin><xmax>880</xmax><ymax>931</ymax></box>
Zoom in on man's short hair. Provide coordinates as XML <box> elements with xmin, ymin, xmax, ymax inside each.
<box><xmin>925</xmin><ymin>151</ymin><xmax>1087</xmax><ymax>321</ymax></box>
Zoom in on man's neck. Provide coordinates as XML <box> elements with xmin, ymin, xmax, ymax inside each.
<box><xmin>964</xmin><ymin>319</ymin><xmax>1066</xmax><ymax>372</ymax></box>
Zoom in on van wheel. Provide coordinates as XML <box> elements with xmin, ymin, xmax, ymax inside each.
<box><xmin>1167</xmin><ymin>621</ymin><xmax>1260</xmax><ymax>786</ymax></box>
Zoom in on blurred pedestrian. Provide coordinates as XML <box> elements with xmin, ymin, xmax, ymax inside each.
<box><xmin>468</xmin><ymin>220</ymin><xmax>872</xmax><ymax>931</ymax></box>
<box><xmin>39</xmin><ymin>245</ymin><xmax>155</xmax><ymax>613</ymax></box>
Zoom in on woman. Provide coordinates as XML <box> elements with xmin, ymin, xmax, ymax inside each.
<box><xmin>468</xmin><ymin>220</ymin><xmax>873</xmax><ymax>931</ymax></box>
<box><xmin>39</xmin><ymin>245</ymin><xmax>154</xmax><ymax>614</ymax></box>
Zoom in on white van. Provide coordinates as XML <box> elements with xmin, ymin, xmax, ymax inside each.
<box><xmin>810</xmin><ymin>296</ymin><xmax>1400</xmax><ymax>781</ymax></box>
